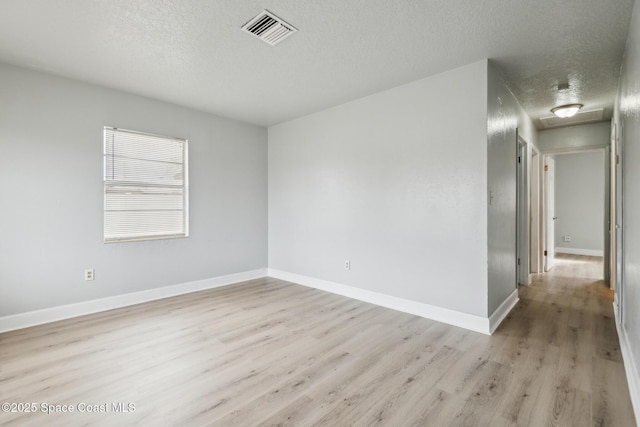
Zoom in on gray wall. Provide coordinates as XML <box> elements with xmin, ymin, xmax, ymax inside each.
<box><xmin>554</xmin><ymin>151</ymin><xmax>605</xmax><ymax>253</ymax></box>
<box><xmin>615</xmin><ymin>0</ymin><xmax>640</xmax><ymax>404</ymax></box>
<box><xmin>0</xmin><ymin>63</ymin><xmax>268</xmax><ymax>316</ymax></box>
<box><xmin>486</xmin><ymin>62</ymin><xmax>537</xmax><ymax>315</ymax></box>
<box><xmin>269</xmin><ymin>60</ymin><xmax>490</xmax><ymax>317</ymax></box>
<box><xmin>0</xmin><ymin>57</ymin><xmax>536</xmax><ymax>326</ymax></box>
<box><xmin>538</xmin><ymin>122</ymin><xmax>610</xmax><ymax>152</ymax></box>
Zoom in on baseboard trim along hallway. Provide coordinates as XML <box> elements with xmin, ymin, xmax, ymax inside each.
<box><xmin>615</xmin><ymin>302</ymin><xmax>640</xmax><ymax>423</ymax></box>
<box><xmin>0</xmin><ymin>268</ymin><xmax>268</xmax><ymax>333</ymax></box>
<box><xmin>489</xmin><ymin>289</ymin><xmax>519</xmax><ymax>334</ymax></box>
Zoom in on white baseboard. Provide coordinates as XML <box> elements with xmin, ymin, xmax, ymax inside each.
<box><xmin>614</xmin><ymin>302</ymin><xmax>640</xmax><ymax>425</ymax></box>
<box><xmin>489</xmin><ymin>289</ymin><xmax>519</xmax><ymax>334</ymax></box>
<box><xmin>267</xmin><ymin>269</ymin><xmax>496</xmax><ymax>335</ymax></box>
<box><xmin>0</xmin><ymin>268</ymin><xmax>268</xmax><ymax>334</ymax></box>
<box><xmin>555</xmin><ymin>247</ymin><xmax>604</xmax><ymax>257</ymax></box>
<box><xmin>1</xmin><ymin>268</ymin><xmax>520</xmax><ymax>338</ymax></box>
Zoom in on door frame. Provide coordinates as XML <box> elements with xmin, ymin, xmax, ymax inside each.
<box><xmin>514</xmin><ymin>137</ymin><xmax>542</xmax><ymax>285</ymax></box>
<box><xmin>543</xmin><ymin>155</ymin><xmax>556</xmax><ymax>272</ymax></box>
<box><xmin>540</xmin><ymin>145</ymin><xmax>610</xmax><ymax>279</ymax></box>
<box><xmin>613</xmin><ymin>122</ymin><xmax>624</xmax><ymax>320</ymax></box>
<box><xmin>530</xmin><ymin>145</ymin><xmax>541</xmax><ymax>275</ymax></box>
<box><xmin>516</xmin><ymin>136</ymin><xmax>530</xmax><ymax>285</ymax></box>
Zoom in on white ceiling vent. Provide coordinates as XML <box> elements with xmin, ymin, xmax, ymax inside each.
<box><xmin>540</xmin><ymin>108</ymin><xmax>604</xmax><ymax>129</ymax></box>
<box><xmin>241</xmin><ymin>10</ymin><xmax>297</xmax><ymax>46</ymax></box>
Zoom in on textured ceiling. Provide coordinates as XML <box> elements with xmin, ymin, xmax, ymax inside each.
<box><xmin>0</xmin><ymin>0</ymin><xmax>634</xmax><ymax>127</ymax></box>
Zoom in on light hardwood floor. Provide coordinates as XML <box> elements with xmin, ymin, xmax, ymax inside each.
<box><xmin>0</xmin><ymin>254</ymin><xmax>636</xmax><ymax>426</ymax></box>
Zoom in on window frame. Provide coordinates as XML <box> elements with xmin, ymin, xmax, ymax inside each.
<box><xmin>103</xmin><ymin>127</ymin><xmax>189</xmax><ymax>243</ymax></box>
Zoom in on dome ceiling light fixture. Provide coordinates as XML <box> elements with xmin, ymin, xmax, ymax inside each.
<box><xmin>551</xmin><ymin>103</ymin><xmax>583</xmax><ymax>118</ymax></box>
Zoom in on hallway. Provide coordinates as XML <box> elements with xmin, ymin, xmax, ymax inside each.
<box><xmin>504</xmin><ymin>253</ymin><xmax>635</xmax><ymax>425</ymax></box>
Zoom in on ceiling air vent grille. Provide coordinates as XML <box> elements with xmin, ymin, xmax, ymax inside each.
<box><xmin>241</xmin><ymin>10</ymin><xmax>297</xmax><ymax>46</ymax></box>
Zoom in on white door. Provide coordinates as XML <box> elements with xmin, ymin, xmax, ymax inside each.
<box><xmin>545</xmin><ymin>156</ymin><xmax>555</xmax><ymax>271</ymax></box>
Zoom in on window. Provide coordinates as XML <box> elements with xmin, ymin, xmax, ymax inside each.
<box><xmin>104</xmin><ymin>127</ymin><xmax>188</xmax><ymax>242</ymax></box>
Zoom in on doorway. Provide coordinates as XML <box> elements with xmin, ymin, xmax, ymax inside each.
<box><xmin>516</xmin><ymin>138</ymin><xmax>529</xmax><ymax>285</ymax></box>
<box><xmin>516</xmin><ymin>139</ymin><xmax>542</xmax><ymax>284</ymax></box>
<box><xmin>542</xmin><ymin>149</ymin><xmax>608</xmax><ymax>279</ymax></box>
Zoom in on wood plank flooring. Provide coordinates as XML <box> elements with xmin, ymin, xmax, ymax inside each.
<box><xmin>0</xmin><ymin>254</ymin><xmax>636</xmax><ymax>426</ymax></box>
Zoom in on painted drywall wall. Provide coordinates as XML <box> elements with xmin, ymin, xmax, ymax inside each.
<box><xmin>538</xmin><ymin>122</ymin><xmax>610</xmax><ymax>152</ymax></box>
<box><xmin>0</xmin><ymin>63</ymin><xmax>268</xmax><ymax>316</ymax></box>
<box><xmin>269</xmin><ymin>60</ymin><xmax>489</xmax><ymax>317</ymax></box>
<box><xmin>554</xmin><ymin>151</ymin><xmax>605</xmax><ymax>254</ymax></box>
<box><xmin>615</xmin><ymin>0</ymin><xmax>640</xmax><ymax>419</ymax></box>
<box><xmin>486</xmin><ymin>61</ymin><xmax>536</xmax><ymax>315</ymax></box>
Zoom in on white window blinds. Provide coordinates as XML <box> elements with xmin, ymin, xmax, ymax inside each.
<box><xmin>104</xmin><ymin>127</ymin><xmax>188</xmax><ymax>243</ymax></box>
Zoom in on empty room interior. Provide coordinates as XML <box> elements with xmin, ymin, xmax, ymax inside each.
<box><xmin>2</xmin><ymin>1</ymin><xmax>640</xmax><ymax>426</ymax></box>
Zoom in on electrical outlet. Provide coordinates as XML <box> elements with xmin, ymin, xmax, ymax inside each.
<box><xmin>563</xmin><ymin>235</ymin><xmax>571</xmax><ymax>242</ymax></box>
<box><xmin>344</xmin><ymin>260</ymin><xmax>351</xmax><ymax>271</ymax></box>
<box><xmin>84</xmin><ymin>269</ymin><xmax>95</xmax><ymax>281</ymax></box>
